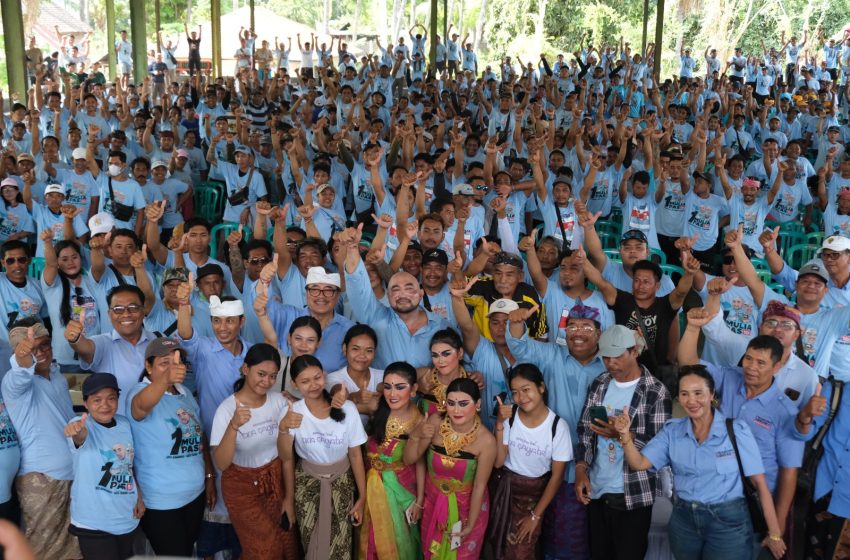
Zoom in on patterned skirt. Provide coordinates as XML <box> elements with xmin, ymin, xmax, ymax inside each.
<box><xmin>296</xmin><ymin>460</ymin><xmax>356</xmax><ymax>560</ymax></box>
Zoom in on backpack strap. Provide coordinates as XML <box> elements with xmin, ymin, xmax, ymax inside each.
<box><xmin>552</xmin><ymin>413</ymin><xmax>561</xmax><ymax>440</ymax></box>
<box><xmin>508</xmin><ymin>405</ymin><xmax>518</xmax><ymax>428</ymax></box>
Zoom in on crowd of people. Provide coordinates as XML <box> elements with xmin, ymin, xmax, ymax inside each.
<box><xmin>3</xmin><ymin>15</ymin><xmax>850</xmax><ymax>560</ymax></box>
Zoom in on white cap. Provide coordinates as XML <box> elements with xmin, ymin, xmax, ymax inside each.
<box><xmin>72</xmin><ymin>147</ymin><xmax>88</xmax><ymax>160</ymax></box>
<box><xmin>305</xmin><ymin>266</ymin><xmax>341</xmax><ymax>288</ymax></box>
<box><xmin>44</xmin><ymin>184</ymin><xmax>65</xmax><ymax>196</ymax></box>
<box><xmin>488</xmin><ymin>298</ymin><xmax>519</xmax><ymax>316</ymax></box>
<box><xmin>452</xmin><ymin>183</ymin><xmax>475</xmax><ymax>196</ymax></box>
<box><xmin>0</xmin><ymin>178</ymin><xmax>18</xmax><ymax>188</ymax></box>
<box><xmin>151</xmin><ymin>160</ymin><xmax>168</xmax><ymax>169</ymax></box>
<box><xmin>88</xmin><ymin>212</ymin><xmax>115</xmax><ymax>236</ymax></box>
<box><xmin>823</xmin><ymin>235</ymin><xmax>850</xmax><ymax>252</ymax></box>
<box><xmin>316</xmin><ymin>183</ymin><xmax>334</xmax><ymax>194</ymax></box>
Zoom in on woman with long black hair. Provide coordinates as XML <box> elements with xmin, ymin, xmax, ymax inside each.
<box><xmin>210</xmin><ymin>342</ymin><xmax>298</xmax><ymax>559</ymax></box>
<box><xmin>279</xmin><ymin>354</ymin><xmax>367</xmax><ymax>560</ymax></box>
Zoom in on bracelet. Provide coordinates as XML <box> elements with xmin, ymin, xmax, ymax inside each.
<box><xmin>530</xmin><ymin>510</ymin><xmax>540</xmax><ymax>522</ymax></box>
<box><xmin>229</xmin><ymin>422</ymin><xmax>239</xmax><ymax>432</ymax></box>
<box><xmin>768</xmin><ymin>534</ymin><xmax>782</xmax><ymax>542</ymax></box>
<box><xmin>620</xmin><ymin>435</ymin><xmax>632</xmax><ymax>446</ymax></box>
<box><xmin>412</xmin><ymin>502</ymin><xmax>424</xmax><ymax>510</ymax></box>
<box><xmin>205</xmin><ymin>473</ymin><xmax>215</xmax><ymax>480</ymax></box>
<box><xmin>68</xmin><ymin>333</ymin><xmax>82</xmax><ymax>344</ymax></box>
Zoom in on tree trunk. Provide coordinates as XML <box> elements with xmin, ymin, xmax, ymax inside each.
<box><xmin>353</xmin><ymin>0</ymin><xmax>360</xmax><ymax>42</ymax></box>
<box><xmin>377</xmin><ymin>0</ymin><xmax>388</xmax><ymax>42</ymax></box>
<box><xmin>458</xmin><ymin>0</ymin><xmax>464</xmax><ymax>32</ymax></box>
<box><xmin>391</xmin><ymin>0</ymin><xmax>404</xmax><ymax>44</ymax></box>
<box><xmin>447</xmin><ymin>0</ymin><xmax>455</xmax><ymax>30</ymax></box>
<box><xmin>533</xmin><ymin>0</ymin><xmax>546</xmax><ymax>54</ymax></box>
<box><xmin>473</xmin><ymin>0</ymin><xmax>486</xmax><ymax>50</ymax></box>
<box><xmin>186</xmin><ymin>0</ymin><xmax>193</xmax><ymax>25</ymax></box>
<box><xmin>323</xmin><ymin>0</ymin><xmax>331</xmax><ymax>34</ymax></box>
<box><xmin>79</xmin><ymin>0</ymin><xmax>89</xmax><ymax>24</ymax></box>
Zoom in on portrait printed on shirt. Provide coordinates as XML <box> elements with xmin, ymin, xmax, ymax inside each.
<box><xmin>97</xmin><ymin>442</ymin><xmax>136</xmax><ymax>493</ymax></box>
<box><xmin>721</xmin><ymin>297</ymin><xmax>755</xmax><ymax>336</ymax></box>
<box><xmin>0</xmin><ymin>213</ymin><xmax>21</xmax><ymax>239</ymax></box>
<box><xmin>0</xmin><ymin>403</ymin><xmax>18</xmax><ymax>449</ymax></box>
<box><xmin>168</xmin><ymin>407</ymin><xmax>203</xmax><ymax>458</ymax></box>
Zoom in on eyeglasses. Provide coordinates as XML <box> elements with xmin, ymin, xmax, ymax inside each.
<box><xmin>247</xmin><ymin>256</ymin><xmax>271</xmax><ymax>265</ymax></box>
<box><xmin>821</xmin><ymin>250</ymin><xmax>848</xmax><ymax>261</ymax></box>
<box><xmin>473</xmin><ymin>185</ymin><xmax>490</xmax><ymax>191</ymax></box>
<box><xmin>110</xmin><ymin>304</ymin><xmax>143</xmax><ymax>315</ymax></box>
<box><xmin>762</xmin><ymin>318</ymin><xmax>797</xmax><ymax>331</ymax></box>
<box><xmin>306</xmin><ymin>286</ymin><xmax>339</xmax><ymax>298</ymax></box>
<box><xmin>493</xmin><ymin>252</ymin><xmax>523</xmax><ymax>269</ymax></box>
<box><xmin>32</xmin><ymin>341</ymin><xmax>52</xmax><ymax>354</ymax></box>
<box><xmin>566</xmin><ymin>325</ymin><xmax>596</xmax><ymax>333</ymax></box>
<box><xmin>4</xmin><ymin>256</ymin><xmax>29</xmax><ymax>266</ymax></box>
<box><xmin>383</xmin><ymin>383</ymin><xmax>410</xmax><ymax>392</ymax></box>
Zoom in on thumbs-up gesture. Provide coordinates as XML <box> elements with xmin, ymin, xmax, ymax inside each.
<box><xmin>414</xmin><ymin>412</ymin><xmax>436</xmax><ymax>441</ymax></box>
<box><xmin>166</xmin><ymin>350</ymin><xmax>187</xmax><ymax>385</ymax></box>
<box><xmin>253</xmin><ymin>279</ymin><xmax>269</xmax><ymax>316</ymax></box>
<box><xmin>64</xmin><ymin>413</ymin><xmax>89</xmax><ymax>438</ymax></box>
<box><xmin>65</xmin><ymin>310</ymin><xmax>85</xmax><ymax>344</ymax></box>
<box><xmin>330</xmin><ymin>383</ymin><xmax>349</xmax><ymax>409</ymax></box>
<box><xmin>14</xmin><ymin>327</ymin><xmax>37</xmax><ymax>367</ymax></box>
<box><xmin>507</xmin><ymin>302</ymin><xmax>539</xmax><ymax>324</ymax></box>
<box><xmin>176</xmin><ymin>272</ymin><xmax>194</xmax><ymax>303</ymax></box>
<box><xmin>724</xmin><ymin>222</ymin><xmax>744</xmax><ymax>248</ymax></box>
<box><xmin>799</xmin><ymin>383</ymin><xmax>827</xmax><ymax>425</ymax></box>
<box><xmin>495</xmin><ymin>396</ymin><xmax>513</xmax><ymax>423</ymax></box>
<box><xmin>145</xmin><ymin>200</ymin><xmax>166</xmax><ymax>222</ymax></box>
<box><xmin>758</xmin><ymin>225</ymin><xmax>780</xmax><ymax>252</ymax></box>
<box><xmin>612</xmin><ymin>406</ymin><xmax>633</xmax><ymax>438</ymax></box>
<box><xmin>227</xmin><ymin>225</ymin><xmax>243</xmax><ymax>248</ymax></box>
<box><xmin>231</xmin><ymin>400</ymin><xmax>252</xmax><ymax>429</ymax></box>
<box><xmin>259</xmin><ymin>253</ymin><xmax>278</xmax><ymax>285</ymax></box>
<box><xmin>129</xmin><ymin>244</ymin><xmax>148</xmax><ymax>269</ymax></box>
<box><xmin>281</xmin><ymin>395</ymin><xmax>304</xmax><ymax>430</ymax></box>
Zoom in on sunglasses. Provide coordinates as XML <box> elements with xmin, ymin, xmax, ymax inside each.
<box><xmin>4</xmin><ymin>256</ymin><xmax>29</xmax><ymax>266</ymax></box>
<box><xmin>247</xmin><ymin>256</ymin><xmax>271</xmax><ymax>265</ymax></box>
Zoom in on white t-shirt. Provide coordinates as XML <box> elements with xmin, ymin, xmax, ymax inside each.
<box><xmin>210</xmin><ymin>393</ymin><xmax>289</xmax><ymax>468</ymax></box>
<box><xmin>325</xmin><ymin>367</ymin><xmax>385</xmax><ymax>427</ymax></box>
<box><xmin>502</xmin><ymin>409</ymin><xmax>572</xmax><ymax>478</ymax></box>
<box><xmin>291</xmin><ymin>400</ymin><xmax>367</xmax><ymax>464</ymax></box>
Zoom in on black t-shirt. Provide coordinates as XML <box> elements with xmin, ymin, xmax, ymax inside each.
<box><xmin>188</xmin><ymin>37</ymin><xmax>201</xmax><ymax>55</ymax></box>
<box><xmin>611</xmin><ymin>289</ymin><xmax>678</xmax><ymax>364</ymax></box>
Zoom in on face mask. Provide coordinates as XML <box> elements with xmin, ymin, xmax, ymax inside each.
<box><xmin>107</xmin><ymin>164</ymin><xmax>123</xmax><ymax>177</ymax></box>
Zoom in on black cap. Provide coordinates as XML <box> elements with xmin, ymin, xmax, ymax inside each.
<box><xmin>196</xmin><ymin>263</ymin><xmax>224</xmax><ymax>280</ymax></box>
<box><xmin>82</xmin><ymin>373</ymin><xmax>120</xmax><ymax>399</ymax></box>
<box><xmin>408</xmin><ymin>240</ymin><xmax>423</xmax><ymax>255</ymax></box>
<box><xmin>693</xmin><ymin>170</ymin><xmax>712</xmax><ymax>183</ymax></box>
<box><xmin>421</xmin><ymin>248</ymin><xmax>449</xmax><ymax>267</ymax></box>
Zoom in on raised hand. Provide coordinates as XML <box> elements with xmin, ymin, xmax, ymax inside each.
<box><xmin>255</xmin><ymin>200</ymin><xmax>273</xmax><ymax>216</ymax></box>
<box><xmin>507</xmin><ymin>302</ymin><xmax>539</xmax><ymax>324</ymax></box>
<box><xmin>64</xmin><ymin>412</ymin><xmax>89</xmax><ymax>438</ymax></box>
<box><xmin>64</xmin><ymin>311</ymin><xmax>85</xmax><ymax>344</ymax></box>
<box><xmin>14</xmin><ymin>327</ymin><xmax>37</xmax><ymax>367</ymax></box>
<box><xmin>259</xmin><ymin>253</ymin><xmax>279</xmax><ymax>284</ymax></box>
<box><xmin>799</xmin><ymin>383</ymin><xmax>827</xmax><ymax>423</ymax></box>
<box><xmin>129</xmin><ymin>244</ymin><xmax>148</xmax><ymax>269</ymax></box>
<box><xmin>611</xmin><ymin>406</ymin><xmax>632</xmax><ymax>437</ymax></box>
<box><xmin>330</xmin><ymin>384</ymin><xmax>349</xmax><ymax>408</ymax></box>
<box><xmin>227</xmin><ymin>225</ymin><xmax>244</xmax><ymax>248</ymax></box>
<box><xmin>686</xmin><ymin>306</ymin><xmax>715</xmax><ymax>329</ymax></box>
<box><xmin>253</xmin><ymin>279</ymin><xmax>269</xmax><ymax>315</ymax></box>
<box><xmin>176</xmin><ymin>272</ymin><xmax>194</xmax><ymax>303</ymax></box>
<box><xmin>758</xmin><ymin>225</ymin><xmax>779</xmax><ymax>252</ymax></box>
<box><xmin>281</xmin><ymin>396</ymin><xmax>304</xmax><ymax>430</ymax></box>
<box><xmin>495</xmin><ymin>395</ymin><xmax>513</xmax><ymax>423</ymax></box>
<box><xmin>449</xmin><ymin>275</ymin><xmax>478</xmax><ymax>297</ymax></box>
<box><xmin>60</xmin><ymin>204</ymin><xmax>83</xmax><ymax>220</ymax></box>
<box><xmin>231</xmin><ymin>399</ymin><xmax>252</xmax><ymax>429</ymax></box>
<box><xmin>725</xmin><ymin>222</ymin><xmax>744</xmax><ymax>248</ymax></box>
<box><xmin>166</xmin><ymin>350</ymin><xmax>187</xmax><ymax>385</ymax></box>
<box><xmin>412</xmin><ymin>412</ymin><xmax>436</xmax><ymax>440</ymax></box>
<box><xmin>707</xmin><ymin>273</ymin><xmax>738</xmax><ymax>297</ymax></box>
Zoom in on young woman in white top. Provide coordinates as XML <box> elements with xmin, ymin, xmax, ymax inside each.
<box><xmin>489</xmin><ymin>363</ymin><xmax>572</xmax><ymax>560</ymax></box>
<box><xmin>210</xmin><ymin>342</ymin><xmax>298</xmax><ymax>560</ymax></box>
<box><xmin>326</xmin><ymin>324</ymin><xmax>384</xmax><ymax>427</ymax></box>
<box><xmin>279</xmin><ymin>354</ymin><xmax>367</xmax><ymax>560</ymax></box>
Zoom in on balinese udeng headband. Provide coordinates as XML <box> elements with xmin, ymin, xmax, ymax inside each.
<box><xmin>568</xmin><ymin>297</ymin><xmax>601</xmax><ymax>322</ymax></box>
<box><xmin>742</xmin><ymin>178</ymin><xmax>761</xmax><ymax>189</ymax></box>
<box><xmin>9</xmin><ymin>323</ymin><xmax>50</xmax><ymax>348</ymax></box>
<box><xmin>209</xmin><ymin>296</ymin><xmax>244</xmax><ymax>318</ymax></box>
<box><xmin>763</xmin><ymin>300</ymin><xmax>801</xmax><ymax>327</ymax></box>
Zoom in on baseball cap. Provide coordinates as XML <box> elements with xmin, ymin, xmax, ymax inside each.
<box><xmin>233</xmin><ymin>145</ymin><xmax>254</xmax><ymax>156</ymax></box>
<box><xmin>0</xmin><ymin>178</ymin><xmax>18</xmax><ymax>189</ymax></box>
<box><xmin>798</xmin><ymin>260</ymin><xmax>829</xmax><ymax>283</ymax></box>
<box><xmin>151</xmin><ymin>160</ymin><xmax>168</xmax><ymax>169</ymax></box>
<box><xmin>553</xmin><ymin>175</ymin><xmax>573</xmax><ymax>186</ymax></box>
<box><xmin>598</xmin><ymin>325</ymin><xmax>638</xmax><ymax>358</ymax></box>
<box><xmin>176</xmin><ymin>148</ymin><xmax>190</xmax><ymax>159</ymax></box>
<box><xmin>16</xmin><ymin>153</ymin><xmax>34</xmax><ymax>164</ymax></box>
<box><xmin>488</xmin><ymin>298</ymin><xmax>520</xmax><ymax>316</ymax></box>
<box><xmin>305</xmin><ymin>266</ymin><xmax>341</xmax><ymax>288</ymax></box>
<box><xmin>408</xmin><ymin>240</ymin><xmax>424</xmax><ymax>255</ymax></box>
<box><xmin>82</xmin><ymin>373</ymin><xmax>120</xmax><ymax>399</ymax></box>
<box><xmin>72</xmin><ymin>147</ymin><xmax>88</xmax><ymax>160</ymax></box>
<box><xmin>421</xmin><ymin>249</ymin><xmax>449</xmax><ymax>267</ymax></box>
<box><xmin>452</xmin><ymin>183</ymin><xmax>476</xmax><ymax>196</ymax></box>
<box><xmin>163</xmin><ymin>267</ymin><xmax>190</xmax><ymax>284</ymax></box>
<box><xmin>144</xmin><ymin>337</ymin><xmax>185</xmax><ymax>360</ymax></box>
<box><xmin>621</xmin><ymin>229</ymin><xmax>648</xmax><ymax>244</ymax></box>
<box><xmin>316</xmin><ymin>183</ymin><xmax>334</xmax><ymax>194</ymax></box>
<box><xmin>196</xmin><ymin>263</ymin><xmax>224</xmax><ymax>280</ymax></box>
<box><xmin>88</xmin><ymin>212</ymin><xmax>115</xmax><ymax>236</ymax></box>
<box><xmin>44</xmin><ymin>184</ymin><xmax>65</xmax><ymax>196</ymax></box>
<box><xmin>823</xmin><ymin>235</ymin><xmax>850</xmax><ymax>252</ymax></box>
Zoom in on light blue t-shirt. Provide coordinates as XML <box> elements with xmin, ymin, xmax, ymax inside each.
<box><xmin>0</xmin><ymin>203</ymin><xmax>35</xmax><ymax>242</ymax></box>
<box><xmin>0</xmin><ymin>398</ymin><xmax>21</xmax><ymax>503</ymax></box>
<box><xmin>0</xmin><ymin>274</ymin><xmax>46</xmax><ymax>343</ymax></box>
<box><xmin>682</xmin><ymin>191</ymin><xmax>729</xmax><ymax>251</ymax></box>
<box><xmin>97</xmin><ymin>175</ymin><xmax>147</xmax><ymax>230</ymax></box>
<box><xmin>41</xmin><ymin>273</ymin><xmax>107</xmax><ymax>367</ymax></box>
<box><xmin>126</xmin><ymin>380</ymin><xmax>205</xmax><ymax>510</ymax></box>
<box><xmin>68</xmin><ymin>415</ymin><xmax>139</xmax><ymax>535</ymax></box>
<box><xmin>32</xmin><ymin>203</ymin><xmax>88</xmax><ymax>257</ymax></box>
<box><xmin>53</xmin><ymin>168</ymin><xmax>99</xmax><ymax>218</ymax></box>
<box><xmin>590</xmin><ymin>378</ymin><xmax>638</xmax><ymax>497</ymax></box>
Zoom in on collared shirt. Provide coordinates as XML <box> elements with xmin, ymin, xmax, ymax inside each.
<box><xmin>642</xmin><ymin>412</ymin><xmax>763</xmax><ymax>504</ymax></box>
<box><xmin>469</xmin><ymin>337</ymin><xmax>517</xmax><ymax>433</ymax></box>
<box><xmin>345</xmin><ymin>260</ymin><xmax>447</xmax><ymax>368</ymax></box>
<box><xmin>179</xmin><ymin>331</ymin><xmax>248</xmax><ymax>434</ymax></box>
<box><xmin>262</xmin><ymin>287</ymin><xmax>353</xmax><ymax>373</ymax></box>
<box><xmin>774</xmin><ymin>262</ymin><xmax>850</xmax><ymax>308</ymax></box>
<box><xmin>795</xmin><ymin>379</ymin><xmax>850</xmax><ymax>518</ymax></box>
<box><xmin>81</xmin><ymin>329</ymin><xmax>156</xmax><ymax>415</ymax></box>
<box><xmin>701</xmin><ymin>311</ymin><xmax>818</xmax><ymax>407</ymax></box>
<box><xmin>704</xmin><ymin>361</ymin><xmax>803</xmax><ymax>493</ymax></box>
<box><xmin>1</xmin><ymin>358</ymin><xmax>74</xmax><ymax>479</ymax></box>
<box><xmin>506</xmin><ymin>326</ymin><xmax>606</xmax><ymax>482</ymax></box>
<box><xmin>576</xmin><ymin>366</ymin><xmax>672</xmax><ymax>509</ymax></box>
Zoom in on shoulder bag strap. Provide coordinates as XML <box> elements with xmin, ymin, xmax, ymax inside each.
<box><xmin>811</xmin><ymin>380</ymin><xmax>844</xmax><ymax>453</ymax></box>
<box><xmin>725</xmin><ymin>418</ymin><xmax>748</xmax><ymax>484</ymax></box>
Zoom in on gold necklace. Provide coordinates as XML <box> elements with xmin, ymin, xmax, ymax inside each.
<box><xmin>430</xmin><ymin>367</ymin><xmax>467</xmax><ymax>413</ymax></box>
<box><xmin>439</xmin><ymin>416</ymin><xmax>480</xmax><ymax>457</ymax></box>
<box><xmin>383</xmin><ymin>410</ymin><xmax>420</xmax><ymax>445</ymax></box>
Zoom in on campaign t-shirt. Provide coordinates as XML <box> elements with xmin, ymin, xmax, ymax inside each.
<box><xmin>126</xmin><ymin>381</ymin><xmax>205</xmax><ymax>509</ymax></box>
<box><xmin>68</xmin><ymin>415</ymin><xmax>139</xmax><ymax>535</ymax></box>
<box><xmin>290</xmin><ymin>400</ymin><xmax>367</xmax><ymax>464</ymax></box>
<box><xmin>682</xmin><ymin>191</ymin><xmax>728</xmax><ymax>251</ymax></box>
<box><xmin>502</xmin><ymin>409</ymin><xmax>572</xmax><ymax>478</ymax></box>
<box><xmin>210</xmin><ymin>393</ymin><xmax>288</xmax><ymax>468</ymax></box>
<box><xmin>0</xmin><ymin>204</ymin><xmax>35</xmax><ymax>242</ymax></box>
<box><xmin>589</xmin><ymin>378</ymin><xmax>638</xmax><ymax>497</ymax></box>
<box><xmin>0</xmin><ymin>399</ymin><xmax>20</xmax><ymax>503</ymax></box>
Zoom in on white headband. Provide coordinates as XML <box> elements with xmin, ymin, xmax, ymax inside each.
<box><xmin>209</xmin><ymin>296</ymin><xmax>245</xmax><ymax>317</ymax></box>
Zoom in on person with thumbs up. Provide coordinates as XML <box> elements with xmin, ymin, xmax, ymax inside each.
<box><xmin>127</xmin><ymin>338</ymin><xmax>209</xmax><ymax>557</ymax></box>
<box><xmin>65</xmin><ymin>372</ymin><xmax>144</xmax><ymax>560</ymax></box>
<box><xmin>210</xmin><ymin>342</ymin><xmax>299</xmax><ymax>560</ymax></box>
<box><xmin>1</xmin><ymin>318</ymin><xmax>79</xmax><ymax>559</ymax></box>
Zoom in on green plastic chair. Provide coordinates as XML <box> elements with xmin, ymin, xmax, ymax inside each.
<box><xmin>777</xmin><ymin>230</ymin><xmax>806</xmax><ymax>258</ymax></box>
<box><xmin>603</xmin><ymin>249</ymin><xmax>622</xmax><ymax>263</ymax></box>
<box><xmin>210</xmin><ymin>223</ymin><xmax>252</xmax><ymax>261</ymax></box>
<box><xmin>28</xmin><ymin>257</ymin><xmax>45</xmax><ymax>280</ymax></box>
<box><xmin>751</xmin><ymin>257</ymin><xmax>770</xmax><ymax>272</ymax></box>
<box><xmin>650</xmin><ymin>248</ymin><xmax>667</xmax><ymax>265</ymax></box>
<box><xmin>193</xmin><ymin>185</ymin><xmax>224</xmax><ymax>223</ymax></box>
<box><xmin>660</xmin><ymin>264</ymin><xmax>685</xmax><ymax>283</ymax></box>
<box><xmin>806</xmin><ymin>231</ymin><xmax>825</xmax><ymax>247</ymax></box>
<box><xmin>597</xmin><ymin>220</ymin><xmax>621</xmax><ymax>238</ymax></box>
<box><xmin>785</xmin><ymin>243</ymin><xmax>820</xmax><ymax>270</ymax></box>
<box><xmin>598</xmin><ymin>232</ymin><xmax>620</xmax><ymax>250</ymax></box>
